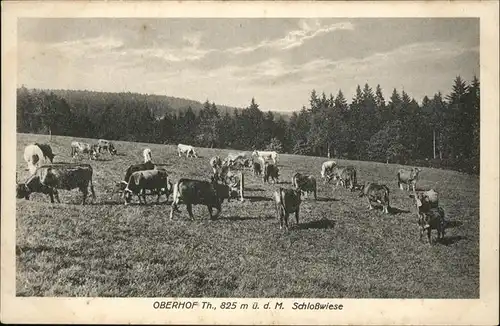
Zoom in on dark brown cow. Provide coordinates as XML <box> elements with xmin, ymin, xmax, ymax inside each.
<box><xmin>252</xmin><ymin>161</ymin><xmax>262</xmax><ymax>176</ymax></box>
<box><xmin>16</xmin><ymin>164</ymin><xmax>96</xmax><ymax>204</ymax></box>
<box><xmin>359</xmin><ymin>182</ymin><xmax>390</xmax><ymax>214</ymax></box>
<box><xmin>123</xmin><ymin>169</ymin><xmax>172</xmax><ymax>205</ymax></box>
<box><xmin>274</xmin><ymin>187</ymin><xmax>302</xmax><ymax>230</ymax></box>
<box><xmin>263</xmin><ymin>163</ymin><xmax>279</xmax><ymax>184</ymax></box>
<box><xmin>292</xmin><ymin>173</ymin><xmax>317</xmax><ymax>200</ymax></box>
<box><xmin>418</xmin><ymin>207</ymin><xmax>446</xmax><ymax>245</ymax></box>
<box><xmin>169</xmin><ymin>178</ymin><xmax>228</xmax><ymax>220</ymax></box>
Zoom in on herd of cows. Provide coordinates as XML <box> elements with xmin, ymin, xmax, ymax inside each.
<box><xmin>16</xmin><ymin>140</ymin><xmax>446</xmax><ymax>245</ymax></box>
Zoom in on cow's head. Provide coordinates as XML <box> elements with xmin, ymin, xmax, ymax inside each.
<box><xmin>252</xmin><ymin>150</ymin><xmax>259</xmax><ymax>156</ymax></box>
<box><xmin>123</xmin><ymin>188</ymin><xmax>133</xmax><ymax>203</ymax></box>
<box><xmin>114</xmin><ymin>181</ymin><xmax>128</xmax><ymax>193</ymax></box>
<box><xmin>110</xmin><ymin>144</ymin><xmax>117</xmax><ymax>155</ymax></box>
<box><xmin>16</xmin><ymin>183</ymin><xmax>31</xmax><ymax>199</ymax></box>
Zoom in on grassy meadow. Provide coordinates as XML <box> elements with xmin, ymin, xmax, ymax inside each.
<box><xmin>15</xmin><ymin>133</ymin><xmax>479</xmax><ymax>298</ymax></box>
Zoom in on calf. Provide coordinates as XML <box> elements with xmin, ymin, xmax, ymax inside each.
<box><xmin>321</xmin><ymin>160</ymin><xmax>337</xmax><ymax>182</ymax></box>
<box><xmin>24</xmin><ymin>143</ymin><xmax>56</xmax><ymax>175</ymax></box>
<box><xmin>292</xmin><ymin>173</ymin><xmax>317</xmax><ymax>200</ymax></box>
<box><xmin>274</xmin><ymin>187</ymin><xmax>302</xmax><ymax>230</ymax></box>
<box><xmin>332</xmin><ymin>166</ymin><xmax>357</xmax><ymax>191</ymax></box>
<box><xmin>169</xmin><ymin>178</ymin><xmax>225</xmax><ymax>220</ymax></box>
<box><xmin>123</xmin><ymin>169</ymin><xmax>172</xmax><ymax>205</ymax></box>
<box><xmin>397</xmin><ymin>167</ymin><xmax>421</xmax><ymax>191</ymax></box>
<box><xmin>71</xmin><ymin>141</ymin><xmax>98</xmax><ymax>160</ymax></box>
<box><xmin>418</xmin><ymin>207</ymin><xmax>446</xmax><ymax>245</ymax></box>
<box><xmin>263</xmin><ymin>163</ymin><xmax>279</xmax><ymax>183</ymax></box>
<box><xmin>177</xmin><ymin>144</ymin><xmax>198</xmax><ymax>158</ymax></box>
<box><xmin>16</xmin><ymin>164</ymin><xmax>96</xmax><ymax>204</ymax></box>
<box><xmin>359</xmin><ymin>182</ymin><xmax>390</xmax><ymax>214</ymax></box>
<box><xmin>98</xmin><ymin>139</ymin><xmax>117</xmax><ymax>155</ymax></box>
<box><xmin>252</xmin><ymin>161</ymin><xmax>262</xmax><ymax>176</ymax></box>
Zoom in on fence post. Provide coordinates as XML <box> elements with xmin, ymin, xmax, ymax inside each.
<box><xmin>239</xmin><ymin>172</ymin><xmax>244</xmax><ymax>202</ymax></box>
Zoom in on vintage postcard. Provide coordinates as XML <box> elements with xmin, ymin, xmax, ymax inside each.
<box><xmin>1</xmin><ymin>0</ymin><xmax>499</xmax><ymax>325</ymax></box>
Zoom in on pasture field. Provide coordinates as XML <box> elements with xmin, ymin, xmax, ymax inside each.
<box><xmin>14</xmin><ymin>133</ymin><xmax>479</xmax><ymax>298</ymax></box>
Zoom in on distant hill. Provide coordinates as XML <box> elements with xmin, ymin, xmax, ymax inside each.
<box><xmin>32</xmin><ymin>88</ymin><xmax>292</xmax><ymax>121</ymax></box>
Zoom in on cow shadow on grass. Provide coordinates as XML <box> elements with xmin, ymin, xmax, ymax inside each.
<box><xmin>438</xmin><ymin>235</ymin><xmax>467</xmax><ymax>246</ymax></box>
<box><xmin>98</xmin><ymin>199</ymin><xmax>171</xmax><ymax>206</ymax></box>
<box><xmin>94</xmin><ymin>158</ymin><xmax>112</xmax><ymax>162</ymax></box>
<box><xmin>114</xmin><ymin>153</ymin><xmax>127</xmax><ymax>157</ymax></box>
<box><xmin>247</xmin><ymin>195</ymin><xmax>273</xmax><ymax>202</ymax></box>
<box><xmin>315</xmin><ymin>197</ymin><xmax>338</xmax><ymax>202</ymax></box>
<box><xmin>444</xmin><ymin>220</ymin><xmax>463</xmax><ymax>229</ymax></box>
<box><xmin>220</xmin><ymin>215</ymin><xmax>275</xmax><ymax>221</ymax></box>
<box><xmin>388</xmin><ymin>206</ymin><xmax>410</xmax><ymax>215</ymax></box>
<box><xmin>245</xmin><ymin>187</ymin><xmax>264</xmax><ymax>192</ymax></box>
<box><xmin>296</xmin><ymin>219</ymin><xmax>336</xmax><ymax>230</ymax></box>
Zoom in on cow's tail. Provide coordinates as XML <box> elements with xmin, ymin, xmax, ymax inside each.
<box><xmin>90</xmin><ymin>176</ymin><xmax>96</xmax><ymax>201</ymax></box>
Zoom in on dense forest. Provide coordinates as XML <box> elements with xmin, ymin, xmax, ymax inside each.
<box><xmin>16</xmin><ymin>75</ymin><xmax>480</xmax><ymax>174</ymax></box>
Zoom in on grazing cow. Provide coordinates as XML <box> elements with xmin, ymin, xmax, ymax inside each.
<box><xmin>332</xmin><ymin>166</ymin><xmax>357</xmax><ymax>191</ymax></box>
<box><xmin>16</xmin><ymin>164</ymin><xmax>96</xmax><ymax>204</ymax></box>
<box><xmin>274</xmin><ymin>187</ymin><xmax>302</xmax><ymax>230</ymax></box>
<box><xmin>397</xmin><ymin>167</ymin><xmax>422</xmax><ymax>191</ymax></box>
<box><xmin>359</xmin><ymin>182</ymin><xmax>390</xmax><ymax>214</ymax></box>
<box><xmin>292</xmin><ymin>173</ymin><xmax>317</xmax><ymax>200</ymax></box>
<box><xmin>115</xmin><ymin>161</ymin><xmax>156</xmax><ymax>193</ymax></box>
<box><xmin>123</xmin><ymin>169</ymin><xmax>172</xmax><ymax>205</ymax></box>
<box><xmin>252</xmin><ymin>150</ymin><xmax>278</xmax><ymax>165</ymax></box>
<box><xmin>263</xmin><ymin>162</ymin><xmax>279</xmax><ymax>184</ymax></box>
<box><xmin>177</xmin><ymin>144</ymin><xmax>198</xmax><ymax>158</ymax></box>
<box><xmin>169</xmin><ymin>178</ymin><xmax>226</xmax><ymax>220</ymax></box>
<box><xmin>252</xmin><ymin>161</ymin><xmax>262</xmax><ymax>176</ymax></box>
<box><xmin>418</xmin><ymin>207</ymin><xmax>446</xmax><ymax>245</ymax></box>
<box><xmin>97</xmin><ymin>139</ymin><xmax>117</xmax><ymax>155</ymax></box>
<box><xmin>321</xmin><ymin>160</ymin><xmax>337</xmax><ymax>182</ymax></box>
<box><xmin>143</xmin><ymin>148</ymin><xmax>152</xmax><ymax>163</ymax></box>
<box><xmin>209</xmin><ymin>156</ymin><xmax>222</xmax><ymax>174</ymax></box>
<box><xmin>23</xmin><ymin>143</ymin><xmax>56</xmax><ymax>175</ymax></box>
<box><xmin>225</xmin><ymin>152</ymin><xmax>248</xmax><ymax>167</ymax></box>
<box><xmin>71</xmin><ymin>141</ymin><xmax>98</xmax><ymax>160</ymax></box>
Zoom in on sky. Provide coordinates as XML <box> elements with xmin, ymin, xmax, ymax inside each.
<box><xmin>18</xmin><ymin>18</ymin><xmax>479</xmax><ymax>112</ymax></box>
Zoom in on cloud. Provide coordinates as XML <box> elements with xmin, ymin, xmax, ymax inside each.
<box><xmin>225</xmin><ymin>20</ymin><xmax>354</xmax><ymax>54</ymax></box>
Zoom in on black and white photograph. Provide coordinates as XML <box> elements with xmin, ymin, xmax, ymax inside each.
<box><xmin>2</xmin><ymin>1</ymin><xmax>499</xmax><ymax>325</ymax></box>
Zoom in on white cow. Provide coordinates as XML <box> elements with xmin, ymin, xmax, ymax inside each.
<box><xmin>23</xmin><ymin>143</ymin><xmax>55</xmax><ymax>175</ymax></box>
<box><xmin>143</xmin><ymin>148</ymin><xmax>152</xmax><ymax>163</ymax></box>
<box><xmin>71</xmin><ymin>141</ymin><xmax>98</xmax><ymax>160</ymax></box>
<box><xmin>177</xmin><ymin>144</ymin><xmax>198</xmax><ymax>158</ymax></box>
<box><xmin>252</xmin><ymin>150</ymin><xmax>278</xmax><ymax>165</ymax></box>
<box><xmin>321</xmin><ymin>160</ymin><xmax>337</xmax><ymax>182</ymax></box>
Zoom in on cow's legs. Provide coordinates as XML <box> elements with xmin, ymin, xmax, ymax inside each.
<box><xmin>419</xmin><ymin>227</ymin><xmax>424</xmax><ymax>241</ymax></box>
<box><xmin>80</xmin><ymin>186</ymin><xmax>88</xmax><ymax>204</ymax></box>
<box><xmin>367</xmin><ymin>198</ymin><xmax>373</xmax><ymax>210</ymax></box>
<box><xmin>53</xmin><ymin>189</ymin><xmax>61</xmax><ymax>203</ymax></box>
<box><xmin>156</xmin><ymin>189</ymin><xmax>161</xmax><ymax>204</ymax></box>
<box><xmin>284</xmin><ymin>212</ymin><xmax>289</xmax><ymax>231</ymax></box>
<box><xmin>427</xmin><ymin>228</ymin><xmax>432</xmax><ymax>244</ymax></box>
<box><xmin>313</xmin><ymin>189</ymin><xmax>317</xmax><ymax>201</ymax></box>
<box><xmin>295</xmin><ymin>208</ymin><xmax>300</xmax><ymax>226</ymax></box>
<box><xmin>186</xmin><ymin>204</ymin><xmax>194</xmax><ymax>219</ymax></box>
<box><xmin>383</xmin><ymin>204</ymin><xmax>389</xmax><ymax>214</ymax></box>
<box><xmin>169</xmin><ymin>204</ymin><xmax>176</xmax><ymax>220</ymax></box>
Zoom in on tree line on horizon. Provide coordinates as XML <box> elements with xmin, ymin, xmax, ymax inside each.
<box><xmin>16</xmin><ymin>75</ymin><xmax>480</xmax><ymax>174</ymax></box>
